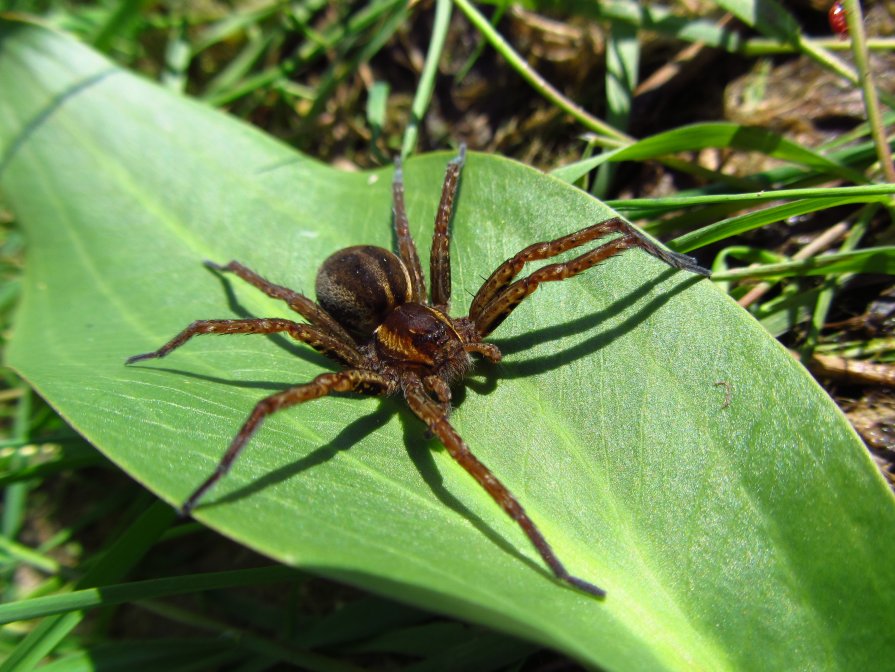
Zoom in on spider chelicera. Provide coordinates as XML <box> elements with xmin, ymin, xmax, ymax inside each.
<box><xmin>127</xmin><ymin>147</ymin><xmax>710</xmax><ymax>598</ymax></box>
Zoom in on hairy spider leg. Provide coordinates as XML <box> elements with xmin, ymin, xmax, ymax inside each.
<box><xmin>430</xmin><ymin>145</ymin><xmax>466</xmax><ymax>311</ymax></box>
<box><xmin>392</xmin><ymin>157</ymin><xmax>427</xmax><ymax>302</ymax></box>
<box><xmin>125</xmin><ymin>318</ymin><xmax>364</xmax><ymax>368</ymax></box>
<box><xmin>469</xmin><ymin>217</ymin><xmax>710</xmax><ymax>337</ymax></box>
<box><xmin>463</xmin><ymin>342</ymin><xmax>502</xmax><ymax>362</ymax></box>
<box><xmin>423</xmin><ymin>374</ymin><xmax>452</xmax><ymax>404</ymax></box>
<box><xmin>469</xmin><ymin>217</ymin><xmax>707</xmax><ymax>320</ymax></box>
<box><xmin>205</xmin><ymin>260</ymin><xmax>356</xmax><ymax>345</ymax></box>
<box><xmin>403</xmin><ymin>376</ymin><xmax>606</xmax><ymax>598</ymax></box>
<box><xmin>473</xmin><ymin>236</ymin><xmax>651</xmax><ymax>337</ymax></box>
<box><xmin>181</xmin><ymin>369</ymin><xmax>396</xmax><ymax>516</ymax></box>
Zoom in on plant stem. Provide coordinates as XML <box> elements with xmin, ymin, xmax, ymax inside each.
<box><xmin>452</xmin><ymin>0</ymin><xmax>631</xmax><ymax>148</ymax></box>
<box><xmin>401</xmin><ymin>0</ymin><xmax>453</xmax><ymax>158</ymax></box>
<box><xmin>843</xmin><ymin>0</ymin><xmax>895</xmax><ymax>183</ymax></box>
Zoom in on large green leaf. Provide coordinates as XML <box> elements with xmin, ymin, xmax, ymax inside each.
<box><xmin>2</xmin><ymin>18</ymin><xmax>894</xmax><ymax>671</ymax></box>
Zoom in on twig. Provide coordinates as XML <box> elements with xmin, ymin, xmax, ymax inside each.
<box><xmin>796</xmin><ymin>350</ymin><xmax>895</xmax><ymax>386</ymax></box>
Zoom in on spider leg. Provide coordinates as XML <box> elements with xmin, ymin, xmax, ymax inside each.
<box><xmin>126</xmin><ymin>318</ymin><xmax>364</xmax><ymax>368</ymax></box>
<box><xmin>205</xmin><ymin>260</ymin><xmax>356</xmax><ymax>345</ymax></box>
<box><xmin>423</xmin><ymin>375</ymin><xmax>452</xmax><ymax>417</ymax></box>
<box><xmin>464</xmin><ymin>342</ymin><xmax>502</xmax><ymax>363</ymax></box>
<box><xmin>430</xmin><ymin>145</ymin><xmax>466</xmax><ymax>311</ymax></box>
<box><xmin>470</xmin><ymin>217</ymin><xmax>710</xmax><ymax>337</ymax></box>
<box><xmin>423</xmin><ymin>375</ymin><xmax>451</xmax><ymax>404</ymax></box>
<box><xmin>182</xmin><ymin>369</ymin><xmax>395</xmax><ymax>515</ymax></box>
<box><xmin>393</xmin><ymin>157</ymin><xmax>427</xmax><ymax>302</ymax></box>
<box><xmin>403</xmin><ymin>376</ymin><xmax>606</xmax><ymax>598</ymax></box>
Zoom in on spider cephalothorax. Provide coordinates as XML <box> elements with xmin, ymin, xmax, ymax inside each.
<box><xmin>127</xmin><ymin>147</ymin><xmax>710</xmax><ymax>597</ymax></box>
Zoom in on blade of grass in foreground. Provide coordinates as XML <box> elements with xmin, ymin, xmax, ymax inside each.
<box><xmin>0</xmin><ymin>566</ymin><xmax>298</xmax><ymax>624</ymax></box>
<box><xmin>670</xmin><ymin>194</ymin><xmax>894</xmax><ymax>252</ymax></box>
<box><xmin>710</xmin><ymin>246</ymin><xmax>895</xmax><ymax>281</ymax></box>
<box><xmin>551</xmin><ymin>122</ymin><xmax>867</xmax><ymax>185</ymax></box>
<box><xmin>0</xmin><ymin>501</ymin><xmax>175</xmax><ymax>672</ymax></box>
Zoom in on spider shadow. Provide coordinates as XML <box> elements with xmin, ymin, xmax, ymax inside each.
<box><xmin>255</xmin><ymin>156</ymin><xmax>304</xmax><ymax>175</ymax></box>
<box><xmin>126</xmin><ymin>267</ymin><xmax>336</xmax><ymax>382</ymax></box>
<box><xmin>0</xmin><ymin>67</ymin><xmax>117</xmax><ymax>178</ymax></box>
<box><xmin>157</xmin><ymin>262</ymin><xmax>698</xmax><ymax>586</ymax></box>
<box><xmin>397</xmin><ymin>409</ymin><xmax>556</xmax><ymax>583</ymax></box>
<box><xmin>204</xmin><ymin>403</ymin><xmax>396</xmax><ymax>508</ymax></box>
<box><xmin>186</xmin><ymin>386</ymin><xmax>546</xmax><ymax>583</ymax></box>
<box><xmin>206</xmin><ymin>264</ymin><xmax>335</xmax><ymax>371</ymax></box>
<box><xmin>130</xmin><ymin>367</ymin><xmax>300</xmax><ymax>393</ymax></box>
<box><xmin>486</xmin><ymin>269</ymin><xmax>702</xmax><ymax>380</ymax></box>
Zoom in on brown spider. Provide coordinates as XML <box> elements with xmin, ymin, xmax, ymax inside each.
<box><xmin>126</xmin><ymin>147</ymin><xmax>710</xmax><ymax>598</ymax></box>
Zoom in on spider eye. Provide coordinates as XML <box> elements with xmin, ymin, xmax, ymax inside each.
<box><xmin>315</xmin><ymin>245</ymin><xmax>412</xmax><ymax>339</ymax></box>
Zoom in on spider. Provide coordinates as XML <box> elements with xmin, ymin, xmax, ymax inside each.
<box><xmin>126</xmin><ymin>146</ymin><xmax>710</xmax><ymax>598</ymax></box>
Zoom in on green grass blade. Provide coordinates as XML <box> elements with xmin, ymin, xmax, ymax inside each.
<box><xmin>294</xmin><ymin>596</ymin><xmax>427</xmax><ymax>648</ymax></box>
<box><xmin>202</xmin><ymin>30</ymin><xmax>277</xmax><ymax>101</ymax></box>
<box><xmin>0</xmin><ymin>449</ymin><xmax>105</xmax><ymax>487</ymax></box>
<box><xmin>0</xmin><ymin>535</ymin><xmax>61</xmax><ymax>575</ymax></box>
<box><xmin>609</xmin><ymin>184</ymin><xmax>895</xmax><ymax>213</ymax></box>
<box><xmin>552</xmin><ymin>122</ymin><xmax>868</xmax><ymax>184</ymax></box>
<box><xmin>711</xmin><ymin>246</ymin><xmax>895</xmax><ymax>281</ymax></box>
<box><xmin>593</xmin><ymin>18</ymin><xmax>638</xmax><ymax>197</ymax></box>
<box><xmin>0</xmin><ymin>614</ymin><xmax>84</xmax><ymax>672</ymax></box>
<box><xmin>842</xmin><ymin>0</ymin><xmax>895</xmax><ymax>183</ymax></box>
<box><xmin>754</xmin><ymin>287</ymin><xmax>822</xmax><ymax>337</ymax></box>
<box><xmin>604</xmin><ymin>20</ymin><xmax>638</xmax><ymax>131</ymax></box>
<box><xmin>0</xmin><ymin>566</ymin><xmax>298</xmax><ymax>624</ymax></box>
<box><xmin>89</xmin><ymin>0</ymin><xmax>148</xmax><ymax>53</ymax></box>
<box><xmin>714</xmin><ymin>0</ymin><xmax>800</xmax><ymax>43</ymax></box>
<box><xmin>161</xmin><ymin>18</ymin><xmax>190</xmax><ymax>93</ymax></box>
<box><xmin>401</xmin><ymin>0</ymin><xmax>452</xmax><ymax>158</ymax></box>
<box><xmin>192</xmin><ymin>1</ymin><xmax>287</xmax><ymax>54</ymax></box>
<box><xmin>37</xmin><ymin>639</ymin><xmax>245</xmax><ymax>672</ymax></box>
<box><xmin>135</xmin><ymin>600</ymin><xmax>362</xmax><ymax>672</ymax></box>
<box><xmin>0</xmin><ymin>501</ymin><xmax>175</xmax><ymax>672</ymax></box>
<box><xmin>304</xmin><ymin>1</ymin><xmax>407</xmax><ymax>125</ymax></box>
<box><xmin>202</xmin><ymin>0</ymin><xmax>404</xmax><ymax>107</ymax></box>
<box><xmin>670</xmin><ymin>195</ymin><xmax>892</xmax><ymax>252</ymax></box>
<box><xmin>2</xmin><ymin>385</ymin><xmax>31</xmax><ymax>540</ymax></box>
<box><xmin>366</xmin><ymin>81</ymin><xmax>389</xmax><ymax>135</ymax></box>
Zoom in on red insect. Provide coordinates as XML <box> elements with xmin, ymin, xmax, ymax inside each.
<box><xmin>829</xmin><ymin>1</ymin><xmax>848</xmax><ymax>38</ymax></box>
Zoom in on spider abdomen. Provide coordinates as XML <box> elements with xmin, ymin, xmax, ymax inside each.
<box><xmin>374</xmin><ymin>303</ymin><xmax>466</xmax><ymax>373</ymax></box>
<box><xmin>316</xmin><ymin>245</ymin><xmax>412</xmax><ymax>340</ymax></box>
